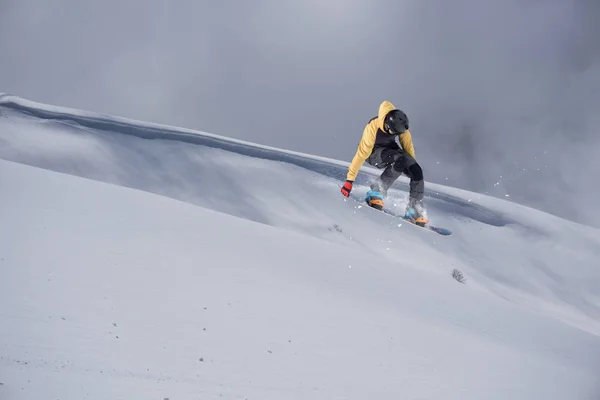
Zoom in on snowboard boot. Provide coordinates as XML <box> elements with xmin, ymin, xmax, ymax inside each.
<box><xmin>405</xmin><ymin>199</ymin><xmax>429</xmax><ymax>226</ymax></box>
<box><xmin>365</xmin><ymin>190</ymin><xmax>385</xmax><ymax>211</ymax></box>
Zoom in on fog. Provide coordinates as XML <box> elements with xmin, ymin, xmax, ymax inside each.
<box><xmin>1</xmin><ymin>0</ymin><xmax>598</xmax><ymax>226</ymax></box>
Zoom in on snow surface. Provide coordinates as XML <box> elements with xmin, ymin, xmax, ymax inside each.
<box><xmin>1</xmin><ymin>94</ymin><xmax>600</xmax><ymax>399</ymax></box>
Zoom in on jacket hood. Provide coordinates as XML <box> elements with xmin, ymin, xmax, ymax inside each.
<box><xmin>377</xmin><ymin>101</ymin><xmax>397</xmax><ymax>133</ymax></box>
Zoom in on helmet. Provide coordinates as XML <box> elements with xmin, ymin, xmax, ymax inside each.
<box><xmin>384</xmin><ymin>109</ymin><xmax>409</xmax><ymax>134</ymax></box>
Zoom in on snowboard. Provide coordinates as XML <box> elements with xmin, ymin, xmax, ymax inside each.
<box><xmin>349</xmin><ymin>193</ymin><xmax>452</xmax><ymax>236</ymax></box>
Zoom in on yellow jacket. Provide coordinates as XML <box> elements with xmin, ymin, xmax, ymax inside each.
<box><xmin>346</xmin><ymin>101</ymin><xmax>415</xmax><ymax>182</ymax></box>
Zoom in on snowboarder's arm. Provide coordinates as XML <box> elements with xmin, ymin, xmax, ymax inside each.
<box><xmin>346</xmin><ymin>121</ymin><xmax>377</xmax><ymax>181</ymax></box>
<box><xmin>399</xmin><ymin>129</ymin><xmax>415</xmax><ymax>159</ymax></box>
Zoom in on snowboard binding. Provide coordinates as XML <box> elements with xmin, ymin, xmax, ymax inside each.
<box><xmin>365</xmin><ymin>190</ymin><xmax>384</xmax><ymax>211</ymax></box>
<box><xmin>404</xmin><ymin>199</ymin><xmax>429</xmax><ymax>227</ymax></box>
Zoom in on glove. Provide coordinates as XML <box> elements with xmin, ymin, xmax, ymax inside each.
<box><xmin>340</xmin><ymin>180</ymin><xmax>353</xmax><ymax>197</ymax></box>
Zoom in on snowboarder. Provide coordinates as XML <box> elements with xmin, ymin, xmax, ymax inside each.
<box><xmin>340</xmin><ymin>100</ymin><xmax>428</xmax><ymax>226</ymax></box>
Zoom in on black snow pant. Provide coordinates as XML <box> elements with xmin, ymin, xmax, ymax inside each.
<box><xmin>366</xmin><ymin>146</ymin><xmax>424</xmax><ymax>202</ymax></box>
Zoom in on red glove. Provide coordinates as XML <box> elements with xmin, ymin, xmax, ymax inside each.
<box><xmin>340</xmin><ymin>180</ymin><xmax>353</xmax><ymax>197</ymax></box>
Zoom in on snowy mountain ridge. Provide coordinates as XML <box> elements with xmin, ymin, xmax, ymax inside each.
<box><xmin>1</xmin><ymin>94</ymin><xmax>599</xmax><ymax>399</ymax></box>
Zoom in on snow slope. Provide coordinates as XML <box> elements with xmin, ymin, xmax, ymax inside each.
<box><xmin>1</xmin><ymin>94</ymin><xmax>600</xmax><ymax>399</ymax></box>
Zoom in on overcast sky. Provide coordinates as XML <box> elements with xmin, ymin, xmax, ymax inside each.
<box><xmin>1</xmin><ymin>0</ymin><xmax>599</xmax><ymax>226</ymax></box>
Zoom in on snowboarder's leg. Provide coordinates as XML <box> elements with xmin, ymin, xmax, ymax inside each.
<box><xmin>386</xmin><ymin>153</ymin><xmax>428</xmax><ymax>224</ymax></box>
<box><xmin>363</xmin><ymin>148</ymin><xmax>393</xmax><ymax>209</ymax></box>
<box><xmin>402</xmin><ymin>160</ymin><xmax>425</xmax><ymax>203</ymax></box>
<box><xmin>400</xmin><ymin>159</ymin><xmax>428</xmax><ymax>225</ymax></box>
<box><xmin>364</xmin><ymin>147</ymin><xmax>404</xmax><ymax>210</ymax></box>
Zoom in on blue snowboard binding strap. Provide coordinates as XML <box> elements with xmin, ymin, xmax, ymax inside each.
<box><xmin>365</xmin><ymin>190</ymin><xmax>384</xmax><ymax>210</ymax></box>
<box><xmin>405</xmin><ymin>207</ymin><xmax>418</xmax><ymax>220</ymax></box>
